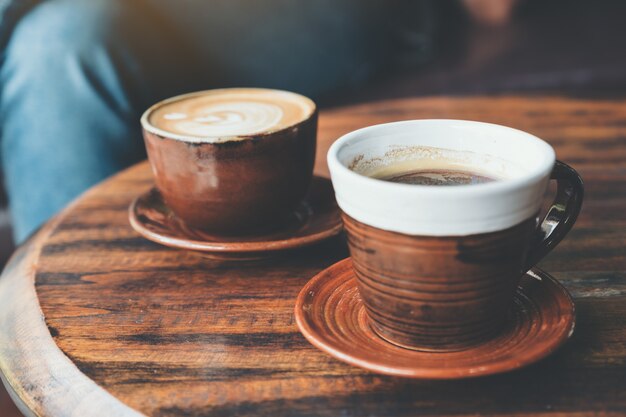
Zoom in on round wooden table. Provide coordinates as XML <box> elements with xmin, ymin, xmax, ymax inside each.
<box><xmin>1</xmin><ymin>96</ymin><xmax>625</xmax><ymax>417</ymax></box>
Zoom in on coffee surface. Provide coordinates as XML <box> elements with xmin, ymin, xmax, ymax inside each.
<box><xmin>379</xmin><ymin>169</ymin><xmax>496</xmax><ymax>186</ymax></box>
<box><xmin>148</xmin><ymin>88</ymin><xmax>314</xmax><ymax>140</ymax></box>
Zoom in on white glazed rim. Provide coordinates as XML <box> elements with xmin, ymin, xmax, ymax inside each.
<box><xmin>140</xmin><ymin>87</ymin><xmax>316</xmax><ymax>144</ymax></box>
<box><xmin>327</xmin><ymin>119</ymin><xmax>555</xmax><ymax>199</ymax></box>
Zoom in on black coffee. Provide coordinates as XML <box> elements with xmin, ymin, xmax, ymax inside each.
<box><xmin>380</xmin><ymin>169</ymin><xmax>496</xmax><ymax>186</ymax></box>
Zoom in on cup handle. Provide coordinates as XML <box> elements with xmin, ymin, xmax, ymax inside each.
<box><xmin>524</xmin><ymin>160</ymin><xmax>584</xmax><ymax>270</ymax></box>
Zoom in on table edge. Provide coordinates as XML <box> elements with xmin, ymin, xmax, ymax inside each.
<box><xmin>0</xmin><ymin>170</ymin><xmax>145</xmax><ymax>417</ymax></box>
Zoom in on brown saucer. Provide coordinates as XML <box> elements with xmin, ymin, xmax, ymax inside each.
<box><xmin>129</xmin><ymin>176</ymin><xmax>342</xmax><ymax>259</ymax></box>
<box><xmin>295</xmin><ymin>258</ymin><xmax>575</xmax><ymax>379</ymax></box>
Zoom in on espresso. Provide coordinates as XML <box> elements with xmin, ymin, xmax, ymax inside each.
<box><xmin>379</xmin><ymin>169</ymin><xmax>496</xmax><ymax>186</ymax></box>
<box><xmin>148</xmin><ymin>88</ymin><xmax>315</xmax><ymax>141</ymax></box>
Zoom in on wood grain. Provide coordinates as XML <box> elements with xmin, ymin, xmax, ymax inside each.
<box><xmin>1</xmin><ymin>95</ymin><xmax>626</xmax><ymax>416</ymax></box>
<box><xmin>0</xmin><ymin>206</ymin><xmax>142</xmax><ymax>417</ymax></box>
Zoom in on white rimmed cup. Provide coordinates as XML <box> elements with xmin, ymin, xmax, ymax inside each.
<box><xmin>327</xmin><ymin>120</ymin><xmax>583</xmax><ymax>351</ymax></box>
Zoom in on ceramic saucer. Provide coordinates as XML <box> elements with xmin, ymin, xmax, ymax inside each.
<box><xmin>129</xmin><ymin>176</ymin><xmax>342</xmax><ymax>259</ymax></box>
<box><xmin>295</xmin><ymin>258</ymin><xmax>575</xmax><ymax>379</ymax></box>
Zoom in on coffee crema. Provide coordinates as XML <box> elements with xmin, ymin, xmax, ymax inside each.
<box><xmin>380</xmin><ymin>169</ymin><xmax>496</xmax><ymax>186</ymax></box>
<box><xmin>147</xmin><ymin>88</ymin><xmax>315</xmax><ymax>142</ymax></box>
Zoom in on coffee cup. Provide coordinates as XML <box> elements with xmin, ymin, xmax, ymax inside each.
<box><xmin>141</xmin><ymin>88</ymin><xmax>317</xmax><ymax>234</ymax></box>
<box><xmin>327</xmin><ymin>119</ymin><xmax>583</xmax><ymax>351</ymax></box>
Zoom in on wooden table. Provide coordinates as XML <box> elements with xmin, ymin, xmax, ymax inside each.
<box><xmin>1</xmin><ymin>96</ymin><xmax>625</xmax><ymax>417</ymax></box>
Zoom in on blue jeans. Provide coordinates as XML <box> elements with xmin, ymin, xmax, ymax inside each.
<box><xmin>0</xmin><ymin>0</ymin><xmax>431</xmax><ymax>242</ymax></box>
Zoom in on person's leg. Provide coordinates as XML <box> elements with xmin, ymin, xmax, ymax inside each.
<box><xmin>0</xmin><ymin>0</ymin><xmax>39</xmax><ymax>56</ymax></box>
<box><xmin>0</xmin><ymin>0</ymin><xmax>195</xmax><ymax>242</ymax></box>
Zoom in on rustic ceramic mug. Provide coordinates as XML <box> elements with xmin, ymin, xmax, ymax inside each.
<box><xmin>141</xmin><ymin>88</ymin><xmax>317</xmax><ymax>235</ymax></box>
<box><xmin>327</xmin><ymin>120</ymin><xmax>583</xmax><ymax>351</ymax></box>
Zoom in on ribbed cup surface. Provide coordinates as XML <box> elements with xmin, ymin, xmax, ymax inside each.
<box><xmin>342</xmin><ymin>214</ymin><xmax>536</xmax><ymax>351</ymax></box>
<box><xmin>294</xmin><ymin>258</ymin><xmax>575</xmax><ymax>378</ymax></box>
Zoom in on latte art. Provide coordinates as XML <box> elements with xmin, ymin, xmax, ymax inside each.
<box><xmin>145</xmin><ymin>88</ymin><xmax>315</xmax><ymax>142</ymax></box>
<box><xmin>160</xmin><ymin>101</ymin><xmax>283</xmax><ymax>137</ymax></box>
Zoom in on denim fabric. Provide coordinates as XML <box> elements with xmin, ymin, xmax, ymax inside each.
<box><xmin>0</xmin><ymin>0</ymin><xmax>432</xmax><ymax>242</ymax></box>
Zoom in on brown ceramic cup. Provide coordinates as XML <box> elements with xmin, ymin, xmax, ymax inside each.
<box><xmin>328</xmin><ymin>120</ymin><xmax>583</xmax><ymax>351</ymax></box>
<box><xmin>141</xmin><ymin>88</ymin><xmax>317</xmax><ymax>235</ymax></box>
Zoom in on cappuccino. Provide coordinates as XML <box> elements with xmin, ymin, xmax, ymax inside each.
<box><xmin>147</xmin><ymin>88</ymin><xmax>315</xmax><ymax>142</ymax></box>
<box><xmin>140</xmin><ymin>88</ymin><xmax>318</xmax><ymax>234</ymax></box>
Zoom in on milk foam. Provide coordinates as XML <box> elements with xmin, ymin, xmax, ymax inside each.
<box><xmin>350</xmin><ymin>145</ymin><xmax>525</xmax><ymax>181</ymax></box>
<box><xmin>145</xmin><ymin>88</ymin><xmax>315</xmax><ymax>143</ymax></box>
